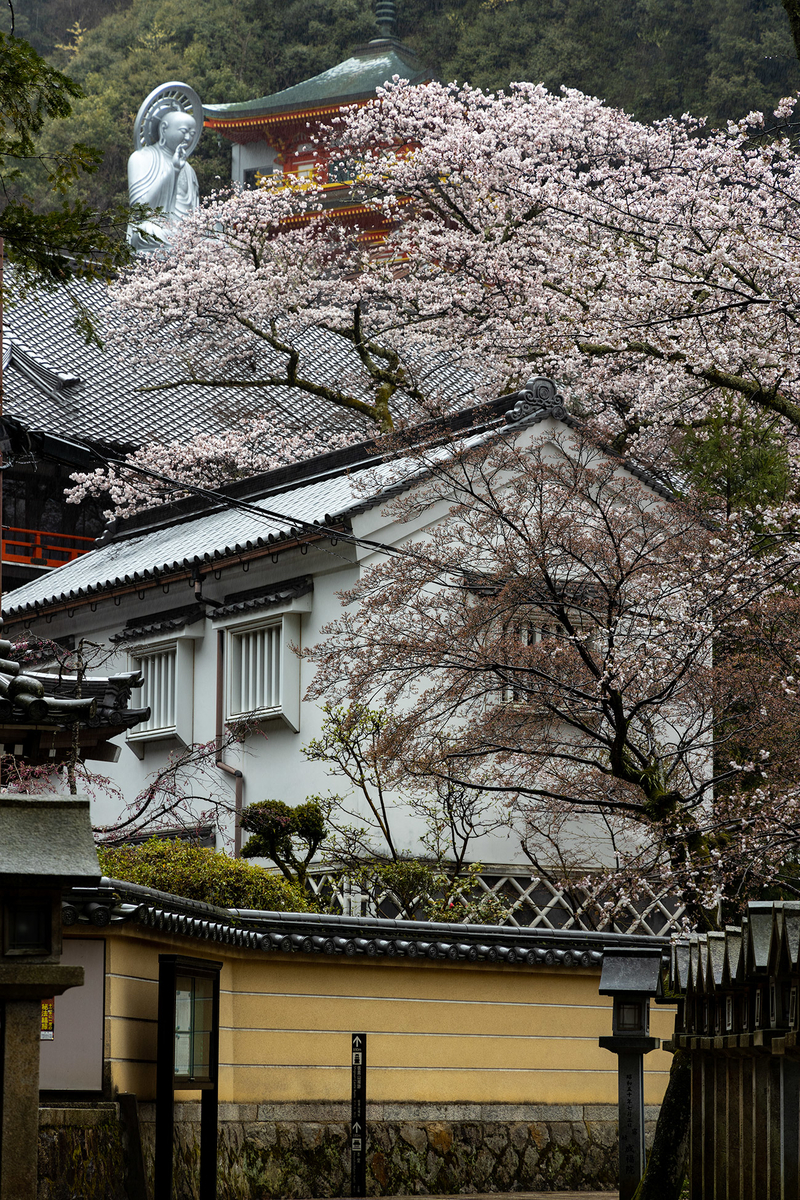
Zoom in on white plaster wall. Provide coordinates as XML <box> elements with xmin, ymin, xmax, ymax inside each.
<box><xmin>27</xmin><ymin>506</ymin><xmax>524</xmax><ymax>868</ymax></box>
<box><xmin>27</xmin><ymin>418</ymin><xmax>660</xmax><ymax>871</ymax></box>
<box><xmin>231</xmin><ymin>141</ymin><xmax>280</xmax><ymax>184</ymax></box>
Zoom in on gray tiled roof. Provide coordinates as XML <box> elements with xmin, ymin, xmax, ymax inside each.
<box><xmin>3</xmin><ymin>278</ymin><xmax>476</xmax><ymax>448</ymax></box>
<box><xmin>4</xmin><ymin>386</ymin><xmax>674</xmax><ymax>619</ymax></box>
<box><xmin>3</xmin><ymin>455</ymin><xmax>399</xmax><ymax>617</ymax></box>
<box><xmin>65</xmin><ymin>876</ymin><xmax>667</xmax><ymax>965</ymax></box>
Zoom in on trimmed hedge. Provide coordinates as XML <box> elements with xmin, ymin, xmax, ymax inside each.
<box><xmin>97</xmin><ymin>838</ymin><xmax>313</xmax><ymax>912</ymax></box>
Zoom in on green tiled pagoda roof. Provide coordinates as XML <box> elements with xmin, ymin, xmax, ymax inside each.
<box><xmin>203</xmin><ymin>40</ymin><xmax>430</xmax><ymax>123</ymax></box>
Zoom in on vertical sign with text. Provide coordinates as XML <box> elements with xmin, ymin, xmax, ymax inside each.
<box><xmin>617</xmin><ymin>1053</ymin><xmax>645</xmax><ymax>1200</ymax></box>
<box><xmin>351</xmin><ymin>1033</ymin><xmax>367</xmax><ymax>1198</ymax></box>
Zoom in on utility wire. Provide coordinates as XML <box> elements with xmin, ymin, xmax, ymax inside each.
<box><xmin>23</xmin><ymin>427</ymin><xmax>479</xmax><ymax>587</ymax></box>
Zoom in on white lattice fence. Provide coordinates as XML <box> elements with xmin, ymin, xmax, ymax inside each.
<box><xmin>305</xmin><ymin>865</ymin><xmax>686</xmax><ymax>936</ymax></box>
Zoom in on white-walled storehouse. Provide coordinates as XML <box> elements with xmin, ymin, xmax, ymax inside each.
<box><xmin>4</xmin><ymin>384</ymin><xmax>678</xmax><ymax>927</ymax></box>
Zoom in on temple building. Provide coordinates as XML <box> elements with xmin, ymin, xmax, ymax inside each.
<box><xmin>203</xmin><ymin>0</ymin><xmax>431</xmax><ymax>239</ymax></box>
<box><xmin>0</xmin><ymin>2</ymin><xmax>433</xmax><ymax>593</ymax></box>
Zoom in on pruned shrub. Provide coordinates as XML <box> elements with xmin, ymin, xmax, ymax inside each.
<box><xmin>97</xmin><ymin>838</ymin><xmax>314</xmax><ymax>912</ymax></box>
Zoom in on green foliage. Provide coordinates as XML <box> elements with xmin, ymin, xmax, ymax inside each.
<box><xmin>240</xmin><ymin>797</ymin><xmax>329</xmax><ymax>885</ymax></box>
<box><xmin>4</xmin><ymin>0</ymin><xmax>799</xmax><ymax>229</ymax></box>
<box><xmin>676</xmin><ymin>398</ymin><xmax>790</xmax><ymax>520</ymax></box>
<box><xmin>1</xmin><ymin>0</ymin><xmax>379</xmax><ymax>214</ymax></box>
<box><xmin>401</xmin><ymin>0</ymin><xmax>800</xmax><ymax>124</ymax></box>
<box><xmin>97</xmin><ymin>836</ymin><xmax>313</xmax><ymax>911</ymax></box>
<box><xmin>0</xmin><ymin>30</ymin><xmax>133</xmax><ymax>297</ymax></box>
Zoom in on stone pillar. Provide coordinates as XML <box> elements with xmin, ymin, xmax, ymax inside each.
<box><xmin>0</xmin><ymin>964</ymin><xmax>84</xmax><ymax>1200</ymax></box>
<box><xmin>0</xmin><ymin>1001</ymin><xmax>40</xmax><ymax>1200</ymax></box>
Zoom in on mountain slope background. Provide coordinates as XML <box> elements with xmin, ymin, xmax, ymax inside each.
<box><xmin>3</xmin><ymin>0</ymin><xmax>799</xmax><ymax>211</ymax></box>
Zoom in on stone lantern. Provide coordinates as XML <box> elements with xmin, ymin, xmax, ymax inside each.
<box><xmin>0</xmin><ymin>792</ymin><xmax>101</xmax><ymax>1200</ymax></box>
<box><xmin>599</xmin><ymin>946</ymin><xmax>663</xmax><ymax>1200</ymax></box>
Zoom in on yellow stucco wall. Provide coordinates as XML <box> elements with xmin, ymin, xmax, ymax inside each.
<box><xmin>80</xmin><ymin>926</ymin><xmax>674</xmax><ymax>1107</ymax></box>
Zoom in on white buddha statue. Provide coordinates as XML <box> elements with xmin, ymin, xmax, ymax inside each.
<box><xmin>127</xmin><ymin>91</ymin><xmax>202</xmax><ymax>251</ymax></box>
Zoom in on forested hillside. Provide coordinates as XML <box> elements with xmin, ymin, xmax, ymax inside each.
<box><xmin>3</xmin><ymin>0</ymin><xmax>799</xmax><ymax>211</ymax></box>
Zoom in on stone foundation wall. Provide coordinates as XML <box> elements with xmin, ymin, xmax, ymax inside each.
<box><xmin>40</xmin><ymin>1100</ymin><xmax>658</xmax><ymax>1198</ymax></box>
<box><xmin>38</xmin><ymin>1105</ymin><xmax>127</xmax><ymax>1200</ymax></box>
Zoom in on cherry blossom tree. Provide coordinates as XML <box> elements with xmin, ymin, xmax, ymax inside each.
<box><xmin>66</xmin><ymin>413</ymin><xmax>363</xmax><ymax>519</ymax></box>
<box><xmin>336</xmin><ymin>81</ymin><xmax>800</xmax><ymax>464</ymax></box>
<box><xmin>307</xmin><ymin>420</ymin><xmax>800</xmax><ymax>919</ymax></box>
<box><xmin>304</xmin><ymin>414</ymin><xmax>800</xmax><ymax>1198</ymax></box>
<box><xmin>106</xmin><ymin>179</ymin><xmax>489</xmax><ymax>433</ymax></box>
<box><xmin>104</xmin><ymin>80</ymin><xmax>800</xmax><ymax>506</ymax></box>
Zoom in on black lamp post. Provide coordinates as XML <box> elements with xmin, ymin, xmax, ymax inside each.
<box><xmin>599</xmin><ymin>946</ymin><xmax>663</xmax><ymax>1200</ymax></box>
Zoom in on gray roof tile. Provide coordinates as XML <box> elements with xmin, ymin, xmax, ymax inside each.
<box><xmin>4</xmin><ymin>278</ymin><xmax>477</xmax><ymax>448</ymax></box>
<box><xmin>4</xmin><ymin>458</ymin><xmax>398</xmax><ymax>616</ymax></box>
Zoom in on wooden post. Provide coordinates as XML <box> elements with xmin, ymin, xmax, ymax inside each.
<box><xmin>768</xmin><ymin>1056</ymin><xmax>782</xmax><ymax>1198</ymax></box>
<box><xmin>753</xmin><ymin>1054</ymin><xmax>770</xmax><ymax>1196</ymax></box>
<box><xmin>780</xmin><ymin>1057</ymin><xmax>800</xmax><ymax>1200</ymax></box>
<box><xmin>154</xmin><ymin>958</ymin><xmax>177</xmax><ymax>1200</ymax></box>
<box><xmin>732</xmin><ymin>1054</ymin><xmax>742</xmax><ymax>1197</ymax></box>
<box><xmin>714</xmin><ymin>1054</ymin><xmax>727</xmax><ymax>1198</ymax></box>
<box><xmin>156</xmin><ymin>956</ymin><xmax>222</xmax><ymax>1200</ymax></box>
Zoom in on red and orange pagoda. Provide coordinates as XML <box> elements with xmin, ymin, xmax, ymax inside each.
<box><xmin>202</xmin><ymin>0</ymin><xmax>431</xmax><ymax>240</ymax></box>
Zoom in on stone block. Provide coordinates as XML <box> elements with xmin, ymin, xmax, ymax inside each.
<box><xmin>501</xmin><ymin>1144</ymin><xmax>518</xmax><ymax>1173</ymax></box>
<box><xmin>300</xmin><ymin>1122</ymin><xmax>324</xmax><ymax>1149</ymax></box>
<box><xmin>549</xmin><ymin>1121</ymin><xmax>574</xmax><ymax>1148</ymax></box>
<box><xmin>370</xmin><ymin>1149</ymin><xmax>389</xmax><ymax>1190</ymax></box>
<box><xmin>425</xmin><ymin>1122</ymin><xmax>453</xmax><ymax>1154</ymax></box>
<box><xmin>570</xmin><ymin>1120</ymin><xmax>589</xmax><ymax>1148</ymax></box>
<box><xmin>522</xmin><ymin>1143</ymin><xmax>541</xmax><ymax>1177</ymax></box>
<box><xmin>583</xmin><ymin>1105</ymin><xmax>618</xmax><ymax>1121</ymax></box>
<box><xmin>218</xmin><ymin>1102</ymin><xmax>257</xmax><ymax>1123</ymax></box>
<box><xmin>529</xmin><ymin>1122</ymin><xmax>550</xmax><ymax>1150</ymax></box>
<box><xmin>172</xmin><ymin>1102</ymin><xmax>201</xmax><ymax>1123</ymax></box>
<box><xmin>509</xmin><ymin>1122</ymin><xmax>529</xmax><ymax>1151</ymax></box>
<box><xmin>475</xmin><ymin>1147</ymin><xmax>496</xmax><ymax>1184</ymax></box>
<box><xmin>370</xmin><ymin>1123</ymin><xmax>393</xmax><ymax>1153</ymax></box>
<box><xmin>586</xmin><ymin>1144</ymin><xmax>609</xmax><ymax>1176</ymax></box>
<box><xmin>399</xmin><ymin>1124</ymin><xmax>427</xmax><ymax>1153</ymax></box>
<box><xmin>587</xmin><ymin>1119</ymin><xmax>618</xmax><ymax>1148</ymax></box>
<box><xmin>39</xmin><ymin>1106</ymin><xmax>118</xmax><ymax>1128</ymax></box>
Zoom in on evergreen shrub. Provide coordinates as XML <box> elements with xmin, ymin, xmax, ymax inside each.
<box><xmin>97</xmin><ymin>838</ymin><xmax>313</xmax><ymax>912</ymax></box>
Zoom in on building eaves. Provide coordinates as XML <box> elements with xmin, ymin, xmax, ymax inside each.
<box><xmin>3</xmin><ymin>384</ymin><xmax>677</xmax><ymax>623</ymax></box>
<box><xmin>213</xmin><ymin>575</ymin><xmax>313</xmax><ymax>620</ymax></box>
<box><xmin>109</xmin><ymin>603</ymin><xmax>207</xmax><ymax>645</ymax></box>
<box><xmin>203</xmin><ymin>41</ymin><xmax>429</xmax><ymax>125</ymax></box>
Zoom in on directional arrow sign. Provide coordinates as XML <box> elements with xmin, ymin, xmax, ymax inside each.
<box><xmin>351</xmin><ymin>1033</ymin><xmax>367</xmax><ymax>1198</ymax></box>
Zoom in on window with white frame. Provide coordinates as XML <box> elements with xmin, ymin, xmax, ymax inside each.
<box><xmin>137</xmin><ymin>645</ymin><xmax>177</xmax><ymax>733</ymax></box>
<box><xmin>225</xmin><ymin>613</ymin><xmax>301</xmax><ymax>731</ymax></box>
<box><xmin>499</xmin><ymin>620</ymin><xmax>554</xmax><ymax>703</ymax></box>
<box><xmin>128</xmin><ymin>639</ymin><xmax>194</xmax><ymax>746</ymax></box>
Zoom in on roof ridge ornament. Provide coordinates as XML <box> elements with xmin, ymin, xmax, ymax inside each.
<box><xmin>505</xmin><ymin>376</ymin><xmax>568</xmax><ymax>423</ymax></box>
<box><xmin>375</xmin><ymin>0</ymin><xmax>396</xmax><ymax>38</ymax></box>
<box><xmin>3</xmin><ymin>335</ymin><xmax>81</xmax><ymax>394</ymax></box>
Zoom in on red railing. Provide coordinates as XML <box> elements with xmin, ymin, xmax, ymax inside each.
<box><xmin>2</xmin><ymin>526</ymin><xmax>95</xmax><ymax>569</ymax></box>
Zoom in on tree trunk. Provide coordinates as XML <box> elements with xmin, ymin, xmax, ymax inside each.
<box><xmin>632</xmin><ymin>1047</ymin><xmax>691</xmax><ymax>1200</ymax></box>
<box><xmin>782</xmin><ymin>0</ymin><xmax>800</xmax><ymax>63</ymax></box>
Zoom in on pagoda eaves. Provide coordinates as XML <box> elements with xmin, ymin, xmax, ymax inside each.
<box><xmin>203</xmin><ymin>39</ymin><xmax>429</xmax><ymax>144</ymax></box>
